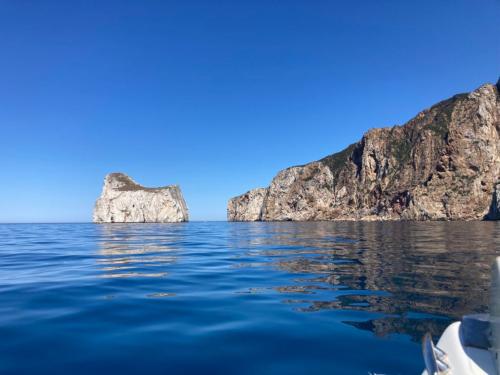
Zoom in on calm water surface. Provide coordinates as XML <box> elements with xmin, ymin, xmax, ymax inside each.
<box><xmin>1</xmin><ymin>222</ymin><xmax>499</xmax><ymax>374</ymax></box>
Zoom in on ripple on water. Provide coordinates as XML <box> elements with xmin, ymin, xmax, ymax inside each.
<box><xmin>0</xmin><ymin>221</ymin><xmax>499</xmax><ymax>375</ymax></box>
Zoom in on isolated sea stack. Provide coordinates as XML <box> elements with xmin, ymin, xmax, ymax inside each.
<box><xmin>228</xmin><ymin>79</ymin><xmax>500</xmax><ymax>221</ymax></box>
<box><xmin>93</xmin><ymin>173</ymin><xmax>188</xmax><ymax>223</ymax></box>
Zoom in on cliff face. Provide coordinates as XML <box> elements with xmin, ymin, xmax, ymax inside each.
<box><xmin>228</xmin><ymin>80</ymin><xmax>500</xmax><ymax>221</ymax></box>
<box><xmin>227</xmin><ymin>188</ymin><xmax>268</xmax><ymax>221</ymax></box>
<box><xmin>487</xmin><ymin>183</ymin><xmax>500</xmax><ymax>220</ymax></box>
<box><xmin>93</xmin><ymin>173</ymin><xmax>188</xmax><ymax>223</ymax></box>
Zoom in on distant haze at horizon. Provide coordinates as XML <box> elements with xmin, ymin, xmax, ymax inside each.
<box><xmin>0</xmin><ymin>0</ymin><xmax>499</xmax><ymax>222</ymax></box>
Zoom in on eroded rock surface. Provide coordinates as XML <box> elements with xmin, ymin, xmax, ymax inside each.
<box><xmin>93</xmin><ymin>173</ymin><xmax>188</xmax><ymax>223</ymax></box>
<box><xmin>228</xmin><ymin>79</ymin><xmax>500</xmax><ymax>221</ymax></box>
<box><xmin>228</xmin><ymin>188</ymin><xmax>268</xmax><ymax>221</ymax></box>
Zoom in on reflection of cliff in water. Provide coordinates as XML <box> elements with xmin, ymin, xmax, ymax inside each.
<box><xmin>96</xmin><ymin>224</ymin><xmax>181</xmax><ymax>279</ymax></box>
<box><xmin>343</xmin><ymin>316</ymin><xmax>451</xmax><ymax>343</ymax></box>
<box><xmin>230</xmin><ymin>221</ymin><xmax>500</xmax><ymax>340</ymax></box>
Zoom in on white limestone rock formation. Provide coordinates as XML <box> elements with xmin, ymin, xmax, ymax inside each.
<box><xmin>227</xmin><ymin>188</ymin><xmax>268</xmax><ymax>221</ymax></box>
<box><xmin>93</xmin><ymin>173</ymin><xmax>188</xmax><ymax>223</ymax></box>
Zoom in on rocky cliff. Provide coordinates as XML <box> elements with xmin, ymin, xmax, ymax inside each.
<box><xmin>227</xmin><ymin>188</ymin><xmax>267</xmax><ymax>221</ymax></box>
<box><xmin>228</xmin><ymin>79</ymin><xmax>500</xmax><ymax>221</ymax></box>
<box><xmin>93</xmin><ymin>173</ymin><xmax>188</xmax><ymax>223</ymax></box>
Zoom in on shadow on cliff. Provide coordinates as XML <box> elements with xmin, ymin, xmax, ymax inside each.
<box><xmin>485</xmin><ymin>185</ymin><xmax>500</xmax><ymax>220</ymax></box>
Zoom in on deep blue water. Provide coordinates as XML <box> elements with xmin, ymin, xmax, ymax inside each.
<box><xmin>1</xmin><ymin>222</ymin><xmax>499</xmax><ymax>375</ymax></box>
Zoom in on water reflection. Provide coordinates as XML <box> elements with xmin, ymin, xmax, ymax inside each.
<box><xmin>8</xmin><ymin>222</ymin><xmax>498</xmax><ymax>374</ymax></box>
<box><xmin>94</xmin><ymin>222</ymin><xmax>500</xmax><ymax>341</ymax></box>
<box><xmin>96</xmin><ymin>224</ymin><xmax>180</xmax><ymax>279</ymax></box>
<box><xmin>229</xmin><ymin>221</ymin><xmax>500</xmax><ymax>340</ymax></box>
<box><xmin>343</xmin><ymin>316</ymin><xmax>451</xmax><ymax>343</ymax></box>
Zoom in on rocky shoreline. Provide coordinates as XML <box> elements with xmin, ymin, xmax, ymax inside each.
<box><xmin>228</xmin><ymin>79</ymin><xmax>500</xmax><ymax>222</ymax></box>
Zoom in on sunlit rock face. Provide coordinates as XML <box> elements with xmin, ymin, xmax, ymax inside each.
<box><xmin>227</xmin><ymin>188</ymin><xmax>268</xmax><ymax>221</ymax></box>
<box><xmin>228</xmin><ymin>79</ymin><xmax>500</xmax><ymax>221</ymax></box>
<box><xmin>93</xmin><ymin>173</ymin><xmax>188</xmax><ymax>223</ymax></box>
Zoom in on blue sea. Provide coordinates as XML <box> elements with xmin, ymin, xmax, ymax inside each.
<box><xmin>1</xmin><ymin>222</ymin><xmax>499</xmax><ymax>374</ymax></box>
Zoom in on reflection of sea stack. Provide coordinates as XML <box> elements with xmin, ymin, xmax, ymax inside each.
<box><xmin>93</xmin><ymin>173</ymin><xmax>188</xmax><ymax>223</ymax></box>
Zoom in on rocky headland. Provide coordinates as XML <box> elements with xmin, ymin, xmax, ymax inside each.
<box><xmin>228</xmin><ymin>79</ymin><xmax>500</xmax><ymax>221</ymax></box>
<box><xmin>93</xmin><ymin>173</ymin><xmax>188</xmax><ymax>223</ymax></box>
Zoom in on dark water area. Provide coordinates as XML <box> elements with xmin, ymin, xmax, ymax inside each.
<box><xmin>0</xmin><ymin>222</ymin><xmax>499</xmax><ymax>375</ymax></box>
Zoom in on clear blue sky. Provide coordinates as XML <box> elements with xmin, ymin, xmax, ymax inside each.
<box><xmin>0</xmin><ymin>0</ymin><xmax>499</xmax><ymax>222</ymax></box>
